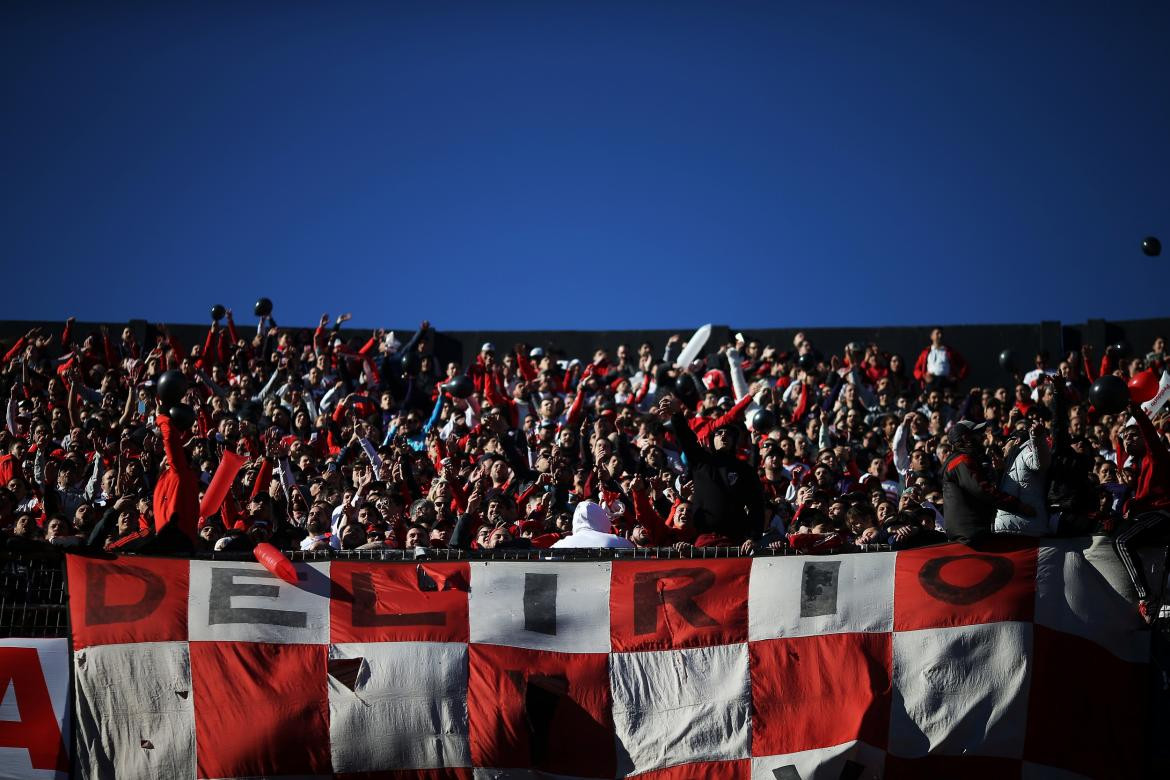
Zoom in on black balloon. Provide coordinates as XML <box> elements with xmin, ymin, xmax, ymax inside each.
<box><xmin>167</xmin><ymin>403</ymin><xmax>196</xmax><ymax>430</ymax></box>
<box><xmin>236</xmin><ymin>400</ymin><xmax>261</xmax><ymax>423</ymax></box>
<box><xmin>156</xmin><ymin>370</ymin><xmax>188</xmax><ymax>407</ymax></box>
<box><xmin>1107</xmin><ymin>342</ymin><xmax>1129</xmax><ymax>359</ymax></box>
<box><xmin>210</xmin><ymin>304</ymin><xmax>226</xmax><ymax>321</ymax></box>
<box><xmin>797</xmin><ymin>353</ymin><xmax>818</xmax><ymax>372</ymax></box>
<box><xmin>751</xmin><ymin>408</ymin><xmax>777</xmax><ymax>434</ymax></box>
<box><xmin>1142</xmin><ymin>236</ymin><xmax>1161</xmax><ymax>257</ymax></box>
<box><xmin>401</xmin><ymin>351</ymin><xmax>420</xmax><ymax>376</ymax></box>
<box><xmin>254</xmin><ymin>297</ymin><xmax>273</xmax><ymax>318</ymax></box>
<box><xmin>674</xmin><ymin>373</ymin><xmax>700</xmax><ymax>402</ymax></box>
<box><xmin>998</xmin><ymin>349</ymin><xmax>1016</xmax><ymax>373</ymax></box>
<box><xmin>1089</xmin><ymin>375</ymin><xmax>1129</xmax><ymax>415</ymax></box>
<box><xmin>443</xmin><ymin>375</ymin><xmax>473</xmax><ymax>399</ymax></box>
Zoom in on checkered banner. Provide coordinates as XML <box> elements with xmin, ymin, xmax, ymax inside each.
<box><xmin>56</xmin><ymin>539</ymin><xmax>1148</xmax><ymax>780</ymax></box>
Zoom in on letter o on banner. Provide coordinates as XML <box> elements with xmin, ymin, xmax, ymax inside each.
<box><xmin>917</xmin><ymin>554</ymin><xmax>1015</xmax><ymax>605</ymax></box>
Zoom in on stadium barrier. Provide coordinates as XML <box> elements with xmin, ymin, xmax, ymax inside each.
<box><xmin>0</xmin><ymin>539</ymin><xmax>1159</xmax><ymax>778</ymax></box>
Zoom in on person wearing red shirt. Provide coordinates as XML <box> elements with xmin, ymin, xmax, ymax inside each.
<box><xmin>1114</xmin><ymin>403</ymin><xmax>1170</xmax><ymax>623</ymax></box>
<box><xmin>913</xmin><ymin>327</ymin><xmax>968</xmax><ymax>390</ymax></box>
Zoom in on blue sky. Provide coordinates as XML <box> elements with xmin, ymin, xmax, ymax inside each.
<box><xmin>3</xmin><ymin>1</ymin><xmax>1168</xmax><ymax>331</ymax></box>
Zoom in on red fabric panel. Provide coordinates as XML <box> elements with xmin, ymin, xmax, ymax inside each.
<box><xmin>1023</xmin><ymin>625</ymin><xmax>1147</xmax><ymax>780</ymax></box>
<box><xmin>626</xmin><ymin>758</ymin><xmax>750</xmax><ymax>779</ymax></box>
<box><xmin>330</xmin><ymin>561</ymin><xmax>470</xmax><ymax>644</ymax></box>
<box><xmin>750</xmin><ymin>633</ymin><xmax>892</xmax><ymax>756</ymax></box>
<box><xmin>191</xmin><ymin>642</ymin><xmax>331</xmax><ymax>779</ymax></box>
<box><xmin>610</xmin><ymin>557</ymin><xmax>749</xmax><ymax>651</ymax></box>
<box><xmin>67</xmin><ymin>555</ymin><xmax>188</xmax><ymax>649</ymax></box>
<box><xmin>883</xmin><ymin>754</ymin><xmax>1021</xmax><ymax>779</ymax></box>
<box><xmin>894</xmin><ymin>539</ymin><xmax>1037</xmax><ymax>631</ymax></box>
<box><xmin>467</xmin><ymin>643</ymin><xmax>614</xmax><ymax>778</ymax></box>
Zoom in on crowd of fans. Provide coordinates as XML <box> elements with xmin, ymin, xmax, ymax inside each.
<box><xmin>1</xmin><ymin>314</ymin><xmax>1167</xmax><ymax>614</ymax></box>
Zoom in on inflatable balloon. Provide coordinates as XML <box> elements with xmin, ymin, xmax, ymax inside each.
<box><xmin>797</xmin><ymin>353</ymin><xmax>818</xmax><ymax>372</ymax></box>
<box><xmin>1128</xmin><ymin>370</ymin><xmax>1159</xmax><ymax>404</ymax></box>
<box><xmin>401</xmin><ymin>351</ymin><xmax>420</xmax><ymax>376</ymax></box>
<box><xmin>672</xmin><ymin>323</ymin><xmax>713</xmax><ymax>369</ymax></box>
<box><xmin>210</xmin><ymin>303</ymin><xmax>226</xmax><ymax>322</ymax></box>
<box><xmin>442</xmin><ymin>375</ymin><xmax>473</xmax><ymax>399</ymax></box>
<box><xmin>156</xmin><ymin>370</ymin><xmax>188</xmax><ymax>407</ymax></box>
<box><xmin>167</xmin><ymin>403</ymin><xmax>196</xmax><ymax>431</ymax></box>
<box><xmin>1142</xmin><ymin>236</ymin><xmax>1162</xmax><ymax>257</ymax></box>
<box><xmin>751</xmin><ymin>408</ymin><xmax>777</xmax><ymax>434</ymax></box>
<box><xmin>1089</xmin><ymin>375</ymin><xmax>1130</xmax><ymax>415</ymax></box>
<box><xmin>674</xmin><ymin>372</ymin><xmax>700</xmax><ymax>403</ymax></box>
<box><xmin>254</xmin><ymin>297</ymin><xmax>273</xmax><ymax>318</ymax></box>
<box><xmin>199</xmin><ymin>449</ymin><xmax>246</xmax><ymax>521</ymax></box>
<box><xmin>1107</xmin><ymin>342</ymin><xmax>1129</xmax><ymax>360</ymax></box>
<box><xmin>998</xmin><ymin>349</ymin><xmax>1016</xmax><ymax>373</ymax></box>
<box><xmin>253</xmin><ymin>542</ymin><xmax>298</xmax><ymax>586</ymax></box>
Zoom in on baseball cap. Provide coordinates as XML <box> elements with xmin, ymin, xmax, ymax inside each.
<box><xmin>947</xmin><ymin>420</ymin><xmax>986</xmax><ymax>445</ymax></box>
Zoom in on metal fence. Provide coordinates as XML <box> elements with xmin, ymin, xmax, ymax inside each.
<box><xmin>0</xmin><ymin>548</ymin><xmax>69</xmax><ymax>638</ymax></box>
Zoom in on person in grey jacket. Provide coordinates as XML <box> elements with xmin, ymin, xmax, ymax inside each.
<box><xmin>993</xmin><ymin>421</ymin><xmax>1051</xmax><ymax>535</ymax></box>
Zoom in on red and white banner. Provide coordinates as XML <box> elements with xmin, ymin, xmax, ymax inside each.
<box><xmin>62</xmin><ymin>539</ymin><xmax>1148</xmax><ymax>779</ymax></box>
<box><xmin>0</xmin><ymin>638</ymin><xmax>70</xmax><ymax>780</ymax></box>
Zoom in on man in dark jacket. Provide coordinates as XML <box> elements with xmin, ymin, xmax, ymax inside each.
<box><xmin>942</xmin><ymin>420</ymin><xmax>1033</xmax><ymax>543</ymax></box>
<box><xmin>656</xmin><ymin>395</ymin><xmax>765</xmax><ymax>546</ymax></box>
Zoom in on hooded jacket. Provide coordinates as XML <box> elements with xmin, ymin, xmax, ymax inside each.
<box><xmin>552</xmin><ymin>501</ymin><xmax>635</xmax><ymax>548</ymax></box>
<box><xmin>993</xmin><ymin>435</ymin><xmax>1051</xmax><ymax>535</ymax></box>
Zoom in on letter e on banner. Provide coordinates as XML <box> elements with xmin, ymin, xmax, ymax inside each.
<box><xmin>610</xmin><ymin>558</ymin><xmax>750</xmax><ymax>651</ymax></box>
<box><xmin>67</xmin><ymin>555</ymin><xmax>189</xmax><ymax>649</ymax></box>
<box><xmin>0</xmin><ymin>639</ymin><xmax>70</xmax><ymax>779</ymax></box>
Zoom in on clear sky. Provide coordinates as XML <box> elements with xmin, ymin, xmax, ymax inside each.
<box><xmin>3</xmin><ymin>1</ymin><xmax>1168</xmax><ymax>332</ymax></box>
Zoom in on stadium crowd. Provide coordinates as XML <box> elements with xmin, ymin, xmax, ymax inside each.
<box><xmin>1</xmin><ymin>313</ymin><xmax>1168</xmax><ymax>616</ymax></box>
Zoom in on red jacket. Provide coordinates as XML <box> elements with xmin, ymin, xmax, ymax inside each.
<box><xmin>913</xmin><ymin>345</ymin><xmax>968</xmax><ymax>382</ymax></box>
<box><xmin>1124</xmin><ymin>408</ymin><xmax>1170</xmax><ymax>516</ymax></box>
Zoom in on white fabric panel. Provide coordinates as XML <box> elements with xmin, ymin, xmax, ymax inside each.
<box><xmin>611</xmin><ymin>642</ymin><xmax>751</xmax><ymax>776</ymax></box>
<box><xmin>1021</xmin><ymin>762</ymin><xmax>1093</xmax><ymax>780</ymax></box>
<box><xmin>751</xmin><ymin>740</ymin><xmax>886</xmax><ymax>779</ymax></box>
<box><xmin>748</xmin><ymin>552</ymin><xmax>895</xmax><ymax>640</ymax></box>
<box><xmin>468</xmin><ymin>561</ymin><xmax>612</xmax><ymax>653</ymax></box>
<box><xmin>0</xmin><ymin>638</ymin><xmax>69</xmax><ymax>780</ymax></box>
<box><xmin>888</xmin><ymin>622</ymin><xmax>1032</xmax><ymax>759</ymax></box>
<box><xmin>328</xmin><ymin>641</ymin><xmax>470</xmax><ymax>772</ymax></box>
<box><xmin>73</xmin><ymin>642</ymin><xmax>194</xmax><ymax>780</ymax></box>
<box><xmin>188</xmin><ymin>561</ymin><xmax>331</xmax><ymax>644</ymax></box>
<box><xmin>1034</xmin><ymin>538</ymin><xmax>1149</xmax><ymax>663</ymax></box>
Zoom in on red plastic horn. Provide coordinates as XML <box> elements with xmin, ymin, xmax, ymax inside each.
<box><xmin>254</xmin><ymin>542</ymin><xmax>298</xmax><ymax>586</ymax></box>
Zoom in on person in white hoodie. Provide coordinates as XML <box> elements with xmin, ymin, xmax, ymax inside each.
<box><xmin>993</xmin><ymin>421</ymin><xmax>1051</xmax><ymax>536</ymax></box>
<box><xmin>552</xmin><ymin>501</ymin><xmax>635</xmax><ymax>549</ymax></box>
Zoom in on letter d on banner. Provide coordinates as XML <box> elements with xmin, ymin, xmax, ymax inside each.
<box><xmin>68</xmin><ymin>556</ymin><xmax>190</xmax><ymax>649</ymax></box>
